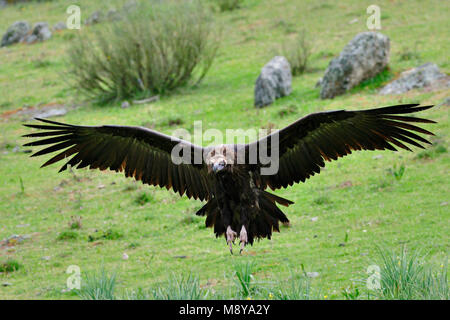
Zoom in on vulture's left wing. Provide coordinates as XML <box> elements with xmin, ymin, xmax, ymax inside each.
<box><xmin>23</xmin><ymin>118</ymin><xmax>211</xmax><ymax>201</ymax></box>
<box><xmin>249</xmin><ymin>104</ymin><xmax>435</xmax><ymax>190</ymax></box>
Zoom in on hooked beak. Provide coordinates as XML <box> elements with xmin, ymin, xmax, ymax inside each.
<box><xmin>212</xmin><ymin>162</ymin><xmax>225</xmax><ymax>173</ymax></box>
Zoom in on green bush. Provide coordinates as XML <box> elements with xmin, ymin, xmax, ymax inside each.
<box><xmin>57</xmin><ymin>230</ymin><xmax>79</xmax><ymax>241</ymax></box>
<box><xmin>67</xmin><ymin>0</ymin><xmax>220</xmax><ymax>103</ymax></box>
<box><xmin>0</xmin><ymin>259</ymin><xmax>23</xmax><ymax>273</ymax></box>
<box><xmin>216</xmin><ymin>0</ymin><xmax>244</xmax><ymax>11</ymax></box>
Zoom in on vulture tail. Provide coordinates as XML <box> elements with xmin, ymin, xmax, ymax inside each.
<box><xmin>196</xmin><ymin>192</ymin><xmax>292</xmax><ymax>245</ymax></box>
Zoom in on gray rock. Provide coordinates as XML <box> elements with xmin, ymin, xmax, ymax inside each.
<box><xmin>1</xmin><ymin>21</ymin><xmax>31</xmax><ymax>47</ymax></box>
<box><xmin>320</xmin><ymin>32</ymin><xmax>390</xmax><ymax>99</ymax></box>
<box><xmin>254</xmin><ymin>56</ymin><xmax>292</xmax><ymax>108</ymax></box>
<box><xmin>53</xmin><ymin>21</ymin><xmax>67</xmax><ymax>31</ymax></box>
<box><xmin>1</xmin><ymin>234</ymin><xmax>30</xmax><ymax>246</ymax></box>
<box><xmin>439</xmin><ymin>97</ymin><xmax>450</xmax><ymax>107</ymax></box>
<box><xmin>25</xmin><ymin>34</ymin><xmax>38</xmax><ymax>44</ymax></box>
<box><xmin>107</xmin><ymin>9</ymin><xmax>122</xmax><ymax>21</ymax></box>
<box><xmin>379</xmin><ymin>63</ymin><xmax>449</xmax><ymax>95</ymax></box>
<box><xmin>123</xmin><ymin>0</ymin><xmax>138</xmax><ymax>13</ymax></box>
<box><xmin>121</xmin><ymin>101</ymin><xmax>130</xmax><ymax>109</ymax></box>
<box><xmin>85</xmin><ymin>11</ymin><xmax>104</xmax><ymax>25</ymax></box>
<box><xmin>25</xmin><ymin>22</ymin><xmax>52</xmax><ymax>43</ymax></box>
<box><xmin>34</xmin><ymin>107</ymin><xmax>67</xmax><ymax>119</ymax></box>
<box><xmin>306</xmin><ymin>272</ymin><xmax>319</xmax><ymax>278</ymax></box>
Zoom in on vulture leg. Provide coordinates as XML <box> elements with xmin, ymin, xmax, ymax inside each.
<box><xmin>226</xmin><ymin>226</ymin><xmax>237</xmax><ymax>254</ymax></box>
<box><xmin>239</xmin><ymin>225</ymin><xmax>248</xmax><ymax>254</ymax></box>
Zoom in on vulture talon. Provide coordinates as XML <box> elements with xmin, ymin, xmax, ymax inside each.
<box><xmin>239</xmin><ymin>226</ymin><xmax>248</xmax><ymax>254</ymax></box>
<box><xmin>226</xmin><ymin>226</ymin><xmax>237</xmax><ymax>254</ymax></box>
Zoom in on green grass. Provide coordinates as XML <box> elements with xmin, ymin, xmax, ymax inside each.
<box><xmin>0</xmin><ymin>0</ymin><xmax>448</xmax><ymax>299</ymax></box>
<box><xmin>76</xmin><ymin>267</ymin><xmax>117</xmax><ymax>300</ymax></box>
<box><xmin>0</xmin><ymin>259</ymin><xmax>23</xmax><ymax>273</ymax></box>
<box><xmin>56</xmin><ymin>230</ymin><xmax>79</xmax><ymax>241</ymax></box>
<box><xmin>374</xmin><ymin>246</ymin><xmax>448</xmax><ymax>300</ymax></box>
<box><xmin>71</xmin><ymin>247</ymin><xmax>448</xmax><ymax>299</ymax></box>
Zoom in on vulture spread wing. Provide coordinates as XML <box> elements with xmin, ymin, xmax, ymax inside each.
<box><xmin>23</xmin><ymin>118</ymin><xmax>211</xmax><ymax>201</ymax></box>
<box><xmin>250</xmin><ymin>104</ymin><xmax>435</xmax><ymax>190</ymax></box>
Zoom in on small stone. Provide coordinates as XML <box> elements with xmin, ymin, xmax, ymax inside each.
<box><xmin>372</xmin><ymin>155</ymin><xmax>383</xmax><ymax>160</ymax></box>
<box><xmin>339</xmin><ymin>180</ymin><xmax>353</xmax><ymax>188</ymax></box>
<box><xmin>122</xmin><ymin>253</ymin><xmax>129</xmax><ymax>260</ymax></box>
<box><xmin>121</xmin><ymin>101</ymin><xmax>130</xmax><ymax>109</ymax></box>
<box><xmin>85</xmin><ymin>11</ymin><xmax>103</xmax><ymax>25</ymax></box>
<box><xmin>438</xmin><ymin>97</ymin><xmax>450</xmax><ymax>107</ymax></box>
<box><xmin>25</xmin><ymin>22</ymin><xmax>52</xmax><ymax>43</ymax></box>
<box><xmin>16</xmin><ymin>224</ymin><xmax>30</xmax><ymax>228</ymax></box>
<box><xmin>53</xmin><ymin>21</ymin><xmax>67</xmax><ymax>31</ymax></box>
<box><xmin>306</xmin><ymin>272</ymin><xmax>319</xmax><ymax>278</ymax></box>
<box><xmin>311</xmin><ymin>216</ymin><xmax>318</xmax><ymax>222</ymax></box>
<box><xmin>34</xmin><ymin>107</ymin><xmax>67</xmax><ymax>119</ymax></box>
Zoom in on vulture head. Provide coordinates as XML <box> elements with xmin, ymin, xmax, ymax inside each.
<box><xmin>205</xmin><ymin>145</ymin><xmax>235</xmax><ymax>174</ymax></box>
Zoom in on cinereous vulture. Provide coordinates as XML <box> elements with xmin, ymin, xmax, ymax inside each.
<box><xmin>24</xmin><ymin>104</ymin><xmax>435</xmax><ymax>253</ymax></box>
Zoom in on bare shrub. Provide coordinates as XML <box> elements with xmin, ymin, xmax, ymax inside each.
<box><xmin>67</xmin><ymin>0</ymin><xmax>220</xmax><ymax>103</ymax></box>
<box><xmin>279</xmin><ymin>30</ymin><xmax>312</xmax><ymax>76</ymax></box>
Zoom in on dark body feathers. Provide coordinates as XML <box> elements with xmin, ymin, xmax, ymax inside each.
<box><xmin>23</xmin><ymin>104</ymin><xmax>435</xmax><ymax>248</ymax></box>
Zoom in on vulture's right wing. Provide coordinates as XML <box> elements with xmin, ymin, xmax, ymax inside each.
<box><xmin>23</xmin><ymin>118</ymin><xmax>211</xmax><ymax>201</ymax></box>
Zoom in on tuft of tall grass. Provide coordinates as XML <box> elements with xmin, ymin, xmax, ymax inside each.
<box><xmin>375</xmin><ymin>246</ymin><xmax>448</xmax><ymax>300</ymax></box>
<box><xmin>67</xmin><ymin>0</ymin><xmax>220</xmax><ymax>103</ymax></box>
<box><xmin>151</xmin><ymin>274</ymin><xmax>209</xmax><ymax>300</ymax></box>
<box><xmin>273</xmin><ymin>275</ymin><xmax>313</xmax><ymax>300</ymax></box>
<box><xmin>233</xmin><ymin>260</ymin><xmax>257</xmax><ymax>298</ymax></box>
<box><xmin>76</xmin><ymin>268</ymin><xmax>117</xmax><ymax>300</ymax></box>
<box><xmin>278</xmin><ymin>30</ymin><xmax>312</xmax><ymax>76</ymax></box>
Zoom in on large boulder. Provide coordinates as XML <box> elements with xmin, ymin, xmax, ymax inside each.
<box><xmin>320</xmin><ymin>32</ymin><xmax>390</xmax><ymax>99</ymax></box>
<box><xmin>379</xmin><ymin>63</ymin><xmax>449</xmax><ymax>95</ymax></box>
<box><xmin>254</xmin><ymin>56</ymin><xmax>292</xmax><ymax>108</ymax></box>
<box><xmin>1</xmin><ymin>21</ymin><xmax>30</xmax><ymax>47</ymax></box>
<box><xmin>25</xmin><ymin>22</ymin><xmax>52</xmax><ymax>43</ymax></box>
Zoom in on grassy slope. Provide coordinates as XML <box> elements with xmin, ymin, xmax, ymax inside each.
<box><xmin>0</xmin><ymin>0</ymin><xmax>448</xmax><ymax>299</ymax></box>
